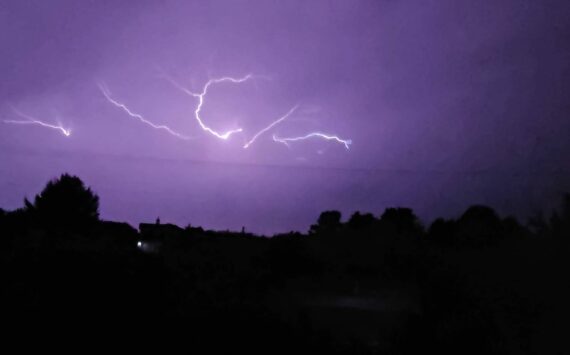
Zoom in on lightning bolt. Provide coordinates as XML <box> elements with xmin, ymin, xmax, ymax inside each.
<box><xmin>273</xmin><ymin>132</ymin><xmax>352</xmax><ymax>150</ymax></box>
<box><xmin>4</xmin><ymin>108</ymin><xmax>71</xmax><ymax>137</ymax></box>
<box><xmin>98</xmin><ymin>83</ymin><xmax>194</xmax><ymax>140</ymax></box>
<box><xmin>164</xmin><ymin>74</ymin><xmax>253</xmax><ymax>140</ymax></box>
<box><xmin>102</xmin><ymin>72</ymin><xmax>353</xmax><ymax>151</ymax></box>
<box><xmin>243</xmin><ymin>104</ymin><xmax>299</xmax><ymax>149</ymax></box>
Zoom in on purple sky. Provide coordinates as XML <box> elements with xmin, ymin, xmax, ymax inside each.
<box><xmin>1</xmin><ymin>0</ymin><xmax>569</xmax><ymax>234</ymax></box>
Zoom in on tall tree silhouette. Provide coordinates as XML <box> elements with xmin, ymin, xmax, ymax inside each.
<box><xmin>28</xmin><ymin>174</ymin><xmax>99</xmax><ymax>229</ymax></box>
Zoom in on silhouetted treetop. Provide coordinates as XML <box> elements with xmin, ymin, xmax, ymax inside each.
<box><xmin>428</xmin><ymin>218</ymin><xmax>456</xmax><ymax>245</ymax></box>
<box><xmin>379</xmin><ymin>208</ymin><xmax>423</xmax><ymax>236</ymax></box>
<box><xmin>310</xmin><ymin>210</ymin><xmax>342</xmax><ymax>234</ymax></box>
<box><xmin>348</xmin><ymin>211</ymin><xmax>377</xmax><ymax>230</ymax></box>
<box><xmin>28</xmin><ymin>173</ymin><xmax>99</xmax><ymax>229</ymax></box>
<box><xmin>459</xmin><ymin>205</ymin><xmax>499</xmax><ymax>224</ymax></box>
<box><xmin>549</xmin><ymin>193</ymin><xmax>570</xmax><ymax>239</ymax></box>
<box><xmin>455</xmin><ymin>205</ymin><xmax>505</xmax><ymax>245</ymax></box>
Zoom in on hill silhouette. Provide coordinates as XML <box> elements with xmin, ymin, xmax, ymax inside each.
<box><xmin>0</xmin><ymin>173</ymin><xmax>568</xmax><ymax>354</ymax></box>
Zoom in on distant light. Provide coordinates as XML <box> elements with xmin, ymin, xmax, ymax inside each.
<box><xmin>137</xmin><ymin>241</ymin><xmax>142</xmax><ymax>248</ymax></box>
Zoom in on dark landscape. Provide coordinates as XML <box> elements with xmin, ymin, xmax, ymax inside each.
<box><xmin>1</xmin><ymin>173</ymin><xmax>568</xmax><ymax>353</ymax></box>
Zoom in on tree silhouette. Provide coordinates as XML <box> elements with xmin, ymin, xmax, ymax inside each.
<box><xmin>310</xmin><ymin>210</ymin><xmax>342</xmax><ymax>234</ymax></box>
<box><xmin>28</xmin><ymin>174</ymin><xmax>99</xmax><ymax>229</ymax></box>
<box><xmin>428</xmin><ymin>218</ymin><xmax>456</xmax><ymax>245</ymax></box>
<box><xmin>456</xmin><ymin>205</ymin><xmax>502</xmax><ymax>245</ymax></box>
<box><xmin>347</xmin><ymin>211</ymin><xmax>376</xmax><ymax>230</ymax></box>
<box><xmin>379</xmin><ymin>207</ymin><xmax>423</xmax><ymax>237</ymax></box>
<box><xmin>549</xmin><ymin>193</ymin><xmax>570</xmax><ymax>239</ymax></box>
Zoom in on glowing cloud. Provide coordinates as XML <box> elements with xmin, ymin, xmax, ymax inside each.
<box><xmin>98</xmin><ymin>83</ymin><xmax>193</xmax><ymax>140</ymax></box>
<box><xmin>273</xmin><ymin>132</ymin><xmax>352</xmax><ymax>150</ymax></box>
<box><xmin>4</xmin><ymin>108</ymin><xmax>71</xmax><ymax>137</ymax></box>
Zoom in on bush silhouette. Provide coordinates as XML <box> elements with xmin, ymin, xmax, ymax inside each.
<box><xmin>27</xmin><ymin>173</ymin><xmax>99</xmax><ymax>229</ymax></box>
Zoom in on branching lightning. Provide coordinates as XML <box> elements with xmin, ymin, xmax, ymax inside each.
<box><xmin>102</xmin><ymin>72</ymin><xmax>352</xmax><ymax>151</ymax></box>
<box><xmin>4</xmin><ymin>108</ymin><xmax>71</xmax><ymax>137</ymax></box>
<box><xmin>98</xmin><ymin>83</ymin><xmax>193</xmax><ymax>140</ymax></box>
<box><xmin>164</xmin><ymin>74</ymin><xmax>254</xmax><ymax>140</ymax></box>
<box><xmin>273</xmin><ymin>132</ymin><xmax>352</xmax><ymax>150</ymax></box>
<box><xmin>243</xmin><ymin>104</ymin><xmax>299</xmax><ymax>149</ymax></box>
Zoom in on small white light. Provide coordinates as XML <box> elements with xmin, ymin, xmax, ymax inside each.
<box><xmin>137</xmin><ymin>241</ymin><xmax>142</xmax><ymax>248</ymax></box>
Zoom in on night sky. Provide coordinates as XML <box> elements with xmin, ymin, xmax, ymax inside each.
<box><xmin>1</xmin><ymin>0</ymin><xmax>569</xmax><ymax>234</ymax></box>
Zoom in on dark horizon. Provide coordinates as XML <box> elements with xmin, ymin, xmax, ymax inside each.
<box><xmin>3</xmin><ymin>171</ymin><xmax>568</xmax><ymax>236</ymax></box>
<box><xmin>2</xmin><ymin>160</ymin><xmax>567</xmax><ymax>236</ymax></box>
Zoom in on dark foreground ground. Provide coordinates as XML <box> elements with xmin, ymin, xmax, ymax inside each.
<box><xmin>1</xmin><ymin>219</ymin><xmax>568</xmax><ymax>354</ymax></box>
